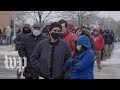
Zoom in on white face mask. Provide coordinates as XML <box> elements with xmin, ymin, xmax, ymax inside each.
<box><xmin>76</xmin><ymin>45</ymin><xmax>81</xmax><ymax>51</ymax></box>
<box><xmin>33</xmin><ymin>30</ymin><xmax>41</xmax><ymax>36</ymax></box>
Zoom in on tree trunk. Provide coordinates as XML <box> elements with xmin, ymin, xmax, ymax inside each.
<box><xmin>78</xmin><ymin>11</ymin><xmax>80</xmax><ymax>27</ymax></box>
<box><xmin>38</xmin><ymin>11</ymin><xmax>42</xmax><ymax>26</ymax></box>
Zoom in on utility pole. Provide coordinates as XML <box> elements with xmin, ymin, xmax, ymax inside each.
<box><xmin>109</xmin><ymin>11</ymin><xmax>111</xmax><ymax>29</ymax></box>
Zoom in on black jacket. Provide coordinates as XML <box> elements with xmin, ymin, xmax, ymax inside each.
<box><xmin>18</xmin><ymin>33</ymin><xmax>47</xmax><ymax>78</ymax></box>
<box><xmin>14</xmin><ymin>24</ymin><xmax>31</xmax><ymax>51</ymax></box>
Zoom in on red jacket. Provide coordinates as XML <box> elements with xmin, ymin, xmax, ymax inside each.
<box><xmin>91</xmin><ymin>30</ymin><xmax>104</xmax><ymax>50</ymax></box>
<box><xmin>61</xmin><ymin>31</ymin><xmax>78</xmax><ymax>56</ymax></box>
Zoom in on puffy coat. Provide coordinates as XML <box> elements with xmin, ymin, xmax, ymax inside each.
<box><xmin>61</xmin><ymin>31</ymin><xmax>78</xmax><ymax>56</ymax></box>
<box><xmin>64</xmin><ymin>35</ymin><xmax>95</xmax><ymax>79</ymax></box>
<box><xmin>91</xmin><ymin>29</ymin><xmax>104</xmax><ymax>50</ymax></box>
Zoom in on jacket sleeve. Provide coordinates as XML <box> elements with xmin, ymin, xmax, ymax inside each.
<box><xmin>70</xmin><ymin>35</ymin><xmax>77</xmax><ymax>56</ymax></box>
<box><xmin>64</xmin><ymin>43</ymin><xmax>71</xmax><ymax>62</ymax></box>
<box><xmin>15</xmin><ymin>34</ymin><xmax>20</xmax><ymax>45</ymax></box>
<box><xmin>64</xmin><ymin>59</ymin><xmax>73</xmax><ymax>67</ymax></box>
<box><xmin>30</xmin><ymin>42</ymin><xmax>42</xmax><ymax>70</ymax></box>
<box><xmin>72</xmin><ymin>51</ymin><xmax>94</xmax><ymax>71</ymax></box>
<box><xmin>18</xmin><ymin>36</ymin><xmax>26</xmax><ymax>58</ymax></box>
<box><xmin>100</xmin><ymin>35</ymin><xmax>105</xmax><ymax>49</ymax></box>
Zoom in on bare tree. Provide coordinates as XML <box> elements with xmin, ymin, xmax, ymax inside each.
<box><xmin>57</xmin><ymin>11</ymin><xmax>99</xmax><ymax>27</ymax></box>
<box><xmin>11</xmin><ymin>11</ymin><xmax>28</xmax><ymax>26</ymax></box>
<box><xmin>26</xmin><ymin>11</ymin><xmax>52</xmax><ymax>27</ymax></box>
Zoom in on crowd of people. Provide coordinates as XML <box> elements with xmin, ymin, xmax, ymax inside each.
<box><xmin>14</xmin><ymin>19</ymin><xmax>115</xmax><ymax>79</ymax></box>
<box><xmin>0</xmin><ymin>26</ymin><xmax>12</xmax><ymax>45</ymax></box>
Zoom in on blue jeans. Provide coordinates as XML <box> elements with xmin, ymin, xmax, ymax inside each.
<box><xmin>6</xmin><ymin>36</ymin><xmax>11</xmax><ymax>45</ymax></box>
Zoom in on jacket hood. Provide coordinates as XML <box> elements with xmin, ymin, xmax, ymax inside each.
<box><xmin>67</xmin><ymin>23</ymin><xmax>76</xmax><ymax>30</ymax></box>
<box><xmin>22</xmin><ymin>24</ymin><xmax>31</xmax><ymax>30</ymax></box>
<box><xmin>22</xmin><ymin>24</ymin><xmax>32</xmax><ymax>33</ymax></box>
<box><xmin>94</xmin><ymin>29</ymin><xmax>101</xmax><ymax>35</ymax></box>
<box><xmin>75</xmin><ymin>35</ymin><xmax>91</xmax><ymax>49</ymax></box>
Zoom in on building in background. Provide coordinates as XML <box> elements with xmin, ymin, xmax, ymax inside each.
<box><xmin>0</xmin><ymin>11</ymin><xmax>11</xmax><ymax>30</ymax></box>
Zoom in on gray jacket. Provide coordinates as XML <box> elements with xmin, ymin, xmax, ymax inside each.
<box><xmin>31</xmin><ymin>39</ymin><xmax>71</xmax><ymax>79</ymax></box>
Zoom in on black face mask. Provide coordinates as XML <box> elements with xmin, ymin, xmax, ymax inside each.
<box><xmin>51</xmin><ymin>32</ymin><xmax>60</xmax><ymax>40</ymax></box>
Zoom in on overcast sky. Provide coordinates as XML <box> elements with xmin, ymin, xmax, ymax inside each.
<box><xmin>26</xmin><ymin>11</ymin><xmax>120</xmax><ymax>25</ymax></box>
<box><xmin>98</xmin><ymin>11</ymin><xmax>120</xmax><ymax>21</ymax></box>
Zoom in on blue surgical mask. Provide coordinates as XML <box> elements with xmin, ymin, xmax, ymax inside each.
<box><xmin>76</xmin><ymin>45</ymin><xmax>81</xmax><ymax>51</ymax></box>
<box><xmin>94</xmin><ymin>31</ymin><xmax>98</xmax><ymax>35</ymax></box>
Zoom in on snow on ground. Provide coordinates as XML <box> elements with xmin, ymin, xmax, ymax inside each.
<box><xmin>0</xmin><ymin>45</ymin><xmax>19</xmax><ymax>59</ymax></box>
<box><xmin>101</xmin><ymin>42</ymin><xmax>120</xmax><ymax>65</ymax></box>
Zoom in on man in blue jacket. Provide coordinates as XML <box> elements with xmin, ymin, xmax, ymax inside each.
<box><xmin>64</xmin><ymin>35</ymin><xmax>95</xmax><ymax>79</ymax></box>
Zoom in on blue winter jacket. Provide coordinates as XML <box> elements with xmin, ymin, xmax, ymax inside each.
<box><xmin>64</xmin><ymin>35</ymin><xmax>95</xmax><ymax>79</ymax></box>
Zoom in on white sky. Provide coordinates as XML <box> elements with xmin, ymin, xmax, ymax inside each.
<box><xmin>98</xmin><ymin>11</ymin><xmax>120</xmax><ymax>21</ymax></box>
<box><xmin>26</xmin><ymin>11</ymin><xmax>120</xmax><ymax>25</ymax></box>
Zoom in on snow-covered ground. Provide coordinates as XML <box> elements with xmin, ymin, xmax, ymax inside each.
<box><xmin>94</xmin><ymin>42</ymin><xmax>120</xmax><ymax>79</ymax></box>
<box><xmin>101</xmin><ymin>42</ymin><xmax>120</xmax><ymax>65</ymax></box>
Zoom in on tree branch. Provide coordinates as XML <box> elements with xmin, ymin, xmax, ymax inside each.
<box><xmin>41</xmin><ymin>11</ymin><xmax>52</xmax><ymax>26</ymax></box>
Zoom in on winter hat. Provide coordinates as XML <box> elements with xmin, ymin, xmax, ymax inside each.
<box><xmin>32</xmin><ymin>23</ymin><xmax>41</xmax><ymax>28</ymax></box>
<box><xmin>67</xmin><ymin>23</ymin><xmax>76</xmax><ymax>30</ymax></box>
<box><xmin>49</xmin><ymin>22</ymin><xmax>62</xmax><ymax>31</ymax></box>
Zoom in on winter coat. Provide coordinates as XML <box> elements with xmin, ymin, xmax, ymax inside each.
<box><xmin>5</xmin><ymin>27</ymin><xmax>11</xmax><ymax>37</ymax></box>
<box><xmin>103</xmin><ymin>32</ymin><xmax>114</xmax><ymax>45</ymax></box>
<box><xmin>91</xmin><ymin>30</ymin><xmax>104</xmax><ymax>50</ymax></box>
<box><xmin>18</xmin><ymin>33</ymin><xmax>47</xmax><ymax>78</ymax></box>
<box><xmin>64</xmin><ymin>35</ymin><xmax>95</xmax><ymax>79</ymax></box>
<box><xmin>15</xmin><ymin>32</ymin><xmax>25</xmax><ymax>51</ymax></box>
<box><xmin>14</xmin><ymin>24</ymin><xmax>31</xmax><ymax>51</ymax></box>
<box><xmin>30</xmin><ymin>39</ymin><xmax>71</xmax><ymax>79</ymax></box>
<box><xmin>61</xmin><ymin>31</ymin><xmax>78</xmax><ymax>56</ymax></box>
<box><xmin>89</xmin><ymin>36</ymin><xmax>94</xmax><ymax>50</ymax></box>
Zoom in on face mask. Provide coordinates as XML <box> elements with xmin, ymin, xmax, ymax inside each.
<box><xmin>33</xmin><ymin>30</ymin><xmax>41</xmax><ymax>36</ymax></box>
<box><xmin>51</xmin><ymin>32</ymin><xmax>60</xmax><ymax>40</ymax></box>
<box><xmin>76</xmin><ymin>45</ymin><xmax>81</xmax><ymax>51</ymax></box>
<box><xmin>94</xmin><ymin>31</ymin><xmax>98</xmax><ymax>35</ymax></box>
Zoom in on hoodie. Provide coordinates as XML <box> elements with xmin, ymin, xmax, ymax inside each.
<box><xmin>91</xmin><ymin>29</ymin><xmax>104</xmax><ymax>50</ymax></box>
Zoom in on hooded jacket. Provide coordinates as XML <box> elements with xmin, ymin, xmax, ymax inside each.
<box><xmin>14</xmin><ymin>24</ymin><xmax>32</xmax><ymax>51</ymax></box>
<box><xmin>91</xmin><ymin>29</ymin><xmax>104</xmax><ymax>50</ymax></box>
<box><xmin>64</xmin><ymin>35</ymin><xmax>95</xmax><ymax>79</ymax></box>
